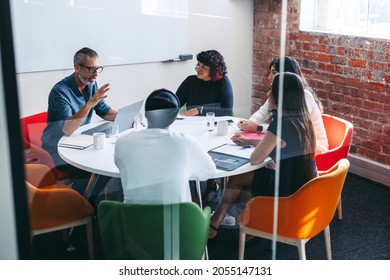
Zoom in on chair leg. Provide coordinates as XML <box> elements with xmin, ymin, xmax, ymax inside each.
<box><xmin>238</xmin><ymin>230</ymin><xmax>246</xmax><ymax>260</ymax></box>
<box><xmin>86</xmin><ymin>217</ymin><xmax>94</xmax><ymax>260</ymax></box>
<box><xmin>221</xmin><ymin>176</ymin><xmax>228</xmax><ymax>189</ymax></box>
<box><xmin>65</xmin><ymin>228</ymin><xmax>76</xmax><ymax>253</ymax></box>
<box><xmin>324</xmin><ymin>225</ymin><xmax>332</xmax><ymax>260</ymax></box>
<box><xmin>296</xmin><ymin>240</ymin><xmax>307</xmax><ymax>260</ymax></box>
<box><xmin>62</xmin><ymin>229</ymin><xmax>69</xmax><ymax>242</ymax></box>
<box><xmin>204</xmin><ymin>246</ymin><xmax>209</xmax><ymax>260</ymax></box>
<box><xmin>104</xmin><ymin>187</ymin><xmax>108</xmax><ymax>200</ymax></box>
<box><xmin>337</xmin><ymin>197</ymin><xmax>343</xmax><ymax>220</ymax></box>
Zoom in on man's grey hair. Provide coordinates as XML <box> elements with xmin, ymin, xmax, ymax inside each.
<box><xmin>74</xmin><ymin>47</ymin><xmax>99</xmax><ymax>64</ymax></box>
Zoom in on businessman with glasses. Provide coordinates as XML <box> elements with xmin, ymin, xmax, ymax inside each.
<box><xmin>42</xmin><ymin>47</ymin><xmax>118</xmax><ymax>204</ymax></box>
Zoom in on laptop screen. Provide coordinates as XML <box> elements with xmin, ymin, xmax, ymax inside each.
<box><xmin>81</xmin><ymin>100</ymin><xmax>144</xmax><ymax>135</ymax></box>
<box><xmin>114</xmin><ymin>100</ymin><xmax>144</xmax><ymax>133</ymax></box>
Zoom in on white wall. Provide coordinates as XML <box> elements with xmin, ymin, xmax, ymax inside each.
<box><xmin>17</xmin><ymin>0</ymin><xmax>254</xmax><ymax>120</ymax></box>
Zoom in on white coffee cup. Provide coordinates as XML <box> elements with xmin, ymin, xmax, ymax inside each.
<box><xmin>217</xmin><ymin>120</ymin><xmax>229</xmax><ymax>136</ymax></box>
<box><xmin>93</xmin><ymin>132</ymin><xmax>106</xmax><ymax>150</ymax></box>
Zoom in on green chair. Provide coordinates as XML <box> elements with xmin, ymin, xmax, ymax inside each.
<box><xmin>98</xmin><ymin>201</ymin><xmax>211</xmax><ymax>260</ymax></box>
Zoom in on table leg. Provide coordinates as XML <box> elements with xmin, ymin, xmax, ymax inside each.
<box><xmin>83</xmin><ymin>173</ymin><xmax>98</xmax><ymax>200</ymax></box>
<box><xmin>83</xmin><ymin>173</ymin><xmax>111</xmax><ymax>203</ymax></box>
<box><xmin>196</xmin><ymin>179</ymin><xmax>209</xmax><ymax>260</ymax></box>
<box><xmin>195</xmin><ymin>180</ymin><xmax>203</xmax><ymax>209</ymax></box>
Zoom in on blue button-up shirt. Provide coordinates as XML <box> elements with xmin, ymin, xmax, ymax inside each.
<box><xmin>42</xmin><ymin>73</ymin><xmax>111</xmax><ymax>154</ymax></box>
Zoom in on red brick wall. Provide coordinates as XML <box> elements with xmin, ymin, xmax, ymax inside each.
<box><xmin>253</xmin><ymin>0</ymin><xmax>390</xmax><ymax>165</ymax></box>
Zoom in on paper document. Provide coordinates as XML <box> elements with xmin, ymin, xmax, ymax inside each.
<box><xmin>174</xmin><ymin>117</ymin><xmax>205</xmax><ymax>124</ymax></box>
<box><xmin>58</xmin><ymin>134</ymin><xmax>93</xmax><ymax>150</ymax></box>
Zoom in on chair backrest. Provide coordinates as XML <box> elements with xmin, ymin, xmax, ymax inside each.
<box><xmin>315</xmin><ymin>114</ymin><xmax>353</xmax><ymax>171</ymax></box>
<box><xmin>25</xmin><ymin>164</ymin><xmax>94</xmax><ymax>229</ymax></box>
<box><xmin>24</xmin><ymin>163</ymin><xmax>57</xmax><ymax>188</ymax></box>
<box><xmin>21</xmin><ymin>113</ymin><xmax>72</xmax><ymax>180</ymax></box>
<box><xmin>98</xmin><ymin>201</ymin><xmax>211</xmax><ymax>260</ymax></box>
<box><xmin>20</xmin><ymin>112</ymin><xmax>47</xmax><ymax>148</ymax></box>
<box><xmin>238</xmin><ymin>159</ymin><xmax>350</xmax><ymax>240</ymax></box>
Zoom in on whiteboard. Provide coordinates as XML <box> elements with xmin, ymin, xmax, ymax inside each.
<box><xmin>11</xmin><ymin>0</ymin><xmax>188</xmax><ymax>73</ymax></box>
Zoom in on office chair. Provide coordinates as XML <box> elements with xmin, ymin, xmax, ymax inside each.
<box><xmin>21</xmin><ymin>112</ymin><xmax>72</xmax><ymax>181</ymax></box>
<box><xmin>98</xmin><ymin>201</ymin><xmax>211</xmax><ymax>260</ymax></box>
<box><xmin>315</xmin><ymin>114</ymin><xmax>354</xmax><ymax>220</ymax></box>
<box><xmin>237</xmin><ymin>159</ymin><xmax>350</xmax><ymax>260</ymax></box>
<box><xmin>24</xmin><ymin>163</ymin><xmax>94</xmax><ymax>259</ymax></box>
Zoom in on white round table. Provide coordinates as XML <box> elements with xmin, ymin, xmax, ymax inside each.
<box><xmin>58</xmin><ymin>116</ymin><xmax>269</xmax><ymax>200</ymax></box>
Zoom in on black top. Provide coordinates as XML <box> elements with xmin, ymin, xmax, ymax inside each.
<box><xmin>175</xmin><ymin>75</ymin><xmax>233</xmax><ymax>116</ymax></box>
<box><xmin>252</xmin><ymin>117</ymin><xmax>317</xmax><ymax>197</ymax></box>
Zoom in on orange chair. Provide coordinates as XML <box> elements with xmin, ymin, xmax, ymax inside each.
<box><xmin>21</xmin><ymin>112</ymin><xmax>71</xmax><ymax>181</ymax></box>
<box><xmin>315</xmin><ymin>114</ymin><xmax>353</xmax><ymax>220</ymax></box>
<box><xmin>24</xmin><ymin>163</ymin><xmax>95</xmax><ymax>259</ymax></box>
<box><xmin>237</xmin><ymin>159</ymin><xmax>350</xmax><ymax>260</ymax></box>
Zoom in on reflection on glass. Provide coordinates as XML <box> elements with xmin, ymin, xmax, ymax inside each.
<box><xmin>142</xmin><ymin>0</ymin><xmax>188</xmax><ymax>18</ymax></box>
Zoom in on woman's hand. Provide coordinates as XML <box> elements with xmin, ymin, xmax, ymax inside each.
<box><xmin>179</xmin><ymin>108</ymin><xmax>198</xmax><ymax>116</ymax></box>
<box><xmin>231</xmin><ymin>133</ymin><xmax>262</xmax><ymax>148</ymax></box>
<box><xmin>237</xmin><ymin>119</ymin><xmax>258</xmax><ymax>132</ymax></box>
<box><xmin>266</xmin><ymin>161</ymin><xmax>276</xmax><ymax>169</ymax></box>
<box><xmin>231</xmin><ymin>133</ymin><xmax>251</xmax><ymax>146</ymax></box>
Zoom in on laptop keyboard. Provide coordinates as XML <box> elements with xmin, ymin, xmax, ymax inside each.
<box><xmin>81</xmin><ymin>122</ymin><xmax>112</xmax><ymax>136</ymax></box>
<box><xmin>208</xmin><ymin>151</ymin><xmax>249</xmax><ymax>171</ymax></box>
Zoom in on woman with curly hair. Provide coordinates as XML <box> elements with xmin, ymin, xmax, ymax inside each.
<box><xmin>176</xmin><ymin>50</ymin><xmax>233</xmax><ymax>116</ymax></box>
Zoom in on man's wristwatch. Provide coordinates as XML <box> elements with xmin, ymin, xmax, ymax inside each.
<box><xmin>197</xmin><ymin>106</ymin><xmax>203</xmax><ymax>115</ymax></box>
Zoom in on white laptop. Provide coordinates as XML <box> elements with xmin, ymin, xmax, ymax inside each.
<box><xmin>82</xmin><ymin>100</ymin><xmax>144</xmax><ymax>135</ymax></box>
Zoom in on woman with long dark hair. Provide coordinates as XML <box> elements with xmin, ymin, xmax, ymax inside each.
<box><xmin>238</xmin><ymin>56</ymin><xmax>328</xmax><ymax>155</ymax></box>
<box><xmin>209</xmin><ymin>72</ymin><xmax>318</xmax><ymax>239</ymax></box>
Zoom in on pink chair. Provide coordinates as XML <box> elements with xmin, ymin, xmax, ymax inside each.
<box><xmin>315</xmin><ymin>114</ymin><xmax>354</xmax><ymax>220</ymax></box>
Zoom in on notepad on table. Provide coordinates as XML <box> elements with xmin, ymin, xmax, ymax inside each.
<box><xmin>235</xmin><ymin>131</ymin><xmax>265</xmax><ymax>140</ymax></box>
<box><xmin>58</xmin><ymin>134</ymin><xmax>93</xmax><ymax>150</ymax></box>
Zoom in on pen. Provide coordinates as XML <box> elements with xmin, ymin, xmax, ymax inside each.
<box><xmin>237</xmin><ymin>143</ymin><xmax>251</xmax><ymax>148</ymax></box>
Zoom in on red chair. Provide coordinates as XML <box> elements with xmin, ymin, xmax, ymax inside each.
<box><xmin>20</xmin><ymin>112</ymin><xmax>72</xmax><ymax>181</ymax></box>
<box><xmin>315</xmin><ymin>114</ymin><xmax>354</xmax><ymax>220</ymax></box>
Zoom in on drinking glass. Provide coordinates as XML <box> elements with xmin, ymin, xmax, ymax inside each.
<box><xmin>133</xmin><ymin>112</ymin><xmax>147</xmax><ymax>131</ymax></box>
<box><xmin>206</xmin><ymin>112</ymin><xmax>215</xmax><ymax>132</ymax></box>
<box><xmin>110</xmin><ymin>123</ymin><xmax>119</xmax><ymax>143</ymax></box>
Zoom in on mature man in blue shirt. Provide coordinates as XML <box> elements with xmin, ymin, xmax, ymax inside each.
<box><xmin>42</xmin><ymin>47</ymin><xmax>117</xmax><ymax>201</ymax></box>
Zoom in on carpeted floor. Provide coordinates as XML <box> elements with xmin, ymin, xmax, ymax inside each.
<box><xmin>31</xmin><ymin>173</ymin><xmax>390</xmax><ymax>260</ymax></box>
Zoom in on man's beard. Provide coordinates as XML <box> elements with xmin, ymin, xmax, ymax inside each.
<box><xmin>78</xmin><ymin>72</ymin><xmax>94</xmax><ymax>86</ymax></box>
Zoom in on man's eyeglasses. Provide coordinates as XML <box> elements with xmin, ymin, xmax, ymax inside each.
<box><xmin>195</xmin><ymin>63</ymin><xmax>210</xmax><ymax>70</ymax></box>
<box><xmin>79</xmin><ymin>64</ymin><xmax>104</xmax><ymax>73</ymax></box>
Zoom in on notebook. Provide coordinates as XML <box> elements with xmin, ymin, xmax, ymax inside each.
<box><xmin>208</xmin><ymin>143</ymin><xmax>253</xmax><ymax>171</ymax></box>
<box><xmin>81</xmin><ymin>100</ymin><xmax>144</xmax><ymax>136</ymax></box>
<box><xmin>235</xmin><ymin>131</ymin><xmax>265</xmax><ymax>140</ymax></box>
<box><xmin>58</xmin><ymin>134</ymin><xmax>93</xmax><ymax>150</ymax></box>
